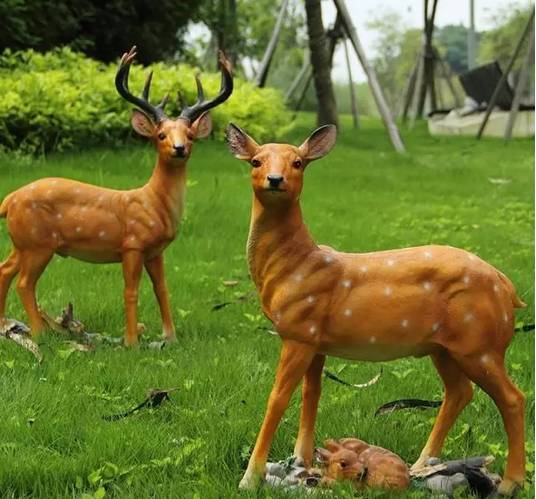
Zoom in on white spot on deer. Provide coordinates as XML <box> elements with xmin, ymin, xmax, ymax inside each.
<box><xmin>464</xmin><ymin>312</ymin><xmax>474</xmax><ymax>323</ymax></box>
<box><xmin>309</xmin><ymin>324</ymin><xmax>317</xmax><ymax>335</ymax></box>
<box><xmin>274</xmin><ymin>311</ymin><xmax>282</xmax><ymax>324</ymax></box>
<box><xmin>143</xmin><ymin>201</ymin><xmax>150</xmax><ymax>209</ymax></box>
<box><xmin>384</xmin><ymin>286</ymin><xmax>393</xmax><ymax>296</ymax></box>
<box><xmin>432</xmin><ymin>322</ymin><xmax>440</xmax><ymax>332</ymax></box>
<box><xmin>324</xmin><ymin>255</ymin><xmax>333</xmax><ymax>264</ymax></box>
<box><xmin>98</xmin><ymin>230</ymin><xmax>106</xmax><ymax>239</ymax></box>
<box><xmin>97</xmin><ymin>195</ymin><xmax>104</xmax><ymax>203</ymax></box>
<box><xmin>294</xmin><ymin>273</ymin><xmax>303</xmax><ymax>283</ymax></box>
<box><xmin>29</xmin><ymin>184</ymin><xmax>36</xmax><ymax>191</ymax></box>
<box><xmin>424</xmin><ymin>250</ymin><xmax>433</xmax><ymax>259</ymax></box>
<box><xmin>31</xmin><ymin>202</ymin><xmax>37</xmax><ymax>210</ymax></box>
<box><xmin>401</xmin><ymin>319</ymin><xmax>409</xmax><ymax>328</ymax></box>
<box><xmin>149</xmin><ymin>220</ymin><xmax>156</xmax><ymax>227</ymax></box>
<box><xmin>129</xmin><ymin>235</ymin><xmax>136</xmax><ymax>242</ymax></box>
<box><xmin>493</xmin><ymin>283</ymin><xmax>500</xmax><ymax>293</ymax></box>
<box><xmin>306</xmin><ymin>295</ymin><xmax>316</xmax><ymax>304</ymax></box>
<box><xmin>74</xmin><ymin>188</ymin><xmax>81</xmax><ymax>195</ymax></box>
<box><xmin>128</xmin><ymin>219</ymin><xmax>135</xmax><ymax>226</ymax></box>
<box><xmin>463</xmin><ymin>275</ymin><xmax>471</xmax><ymax>284</ymax></box>
<box><xmin>503</xmin><ymin>312</ymin><xmax>508</xmax><ymax>323</ymax></box>
<box><xmin>369</xmin><ymin>336</ymin><xmax>377</xmax><ymax>344</ymax></box>
<box><xmin>422</xmin><ymin>281</ymin><xmax>432</xmax><ymax>292</ymax></box>
<box><xmin>468</xmin><ymin>254</ymin><xmax>476</xmax><ymax>261</ymax></box>
<box><xmin>81</xmin><ymin>206</ymin><xmax>88</xmax><ymax>213</ymax></box>
<box><xmin>386</xmin><ymin>259</ymin><xmax>395</xmax><ymax>267</ymax></box>
<box><xmin>56</xmin><ymin>213</ymin><xmax>62</xmax><ymax>220</ymax></box>
<box><xmin>75</xmin><ymin>227</ymin><xmax>82</xmax><ymax>234</ymax></box>
<box><xmin>51</xmin><ymin>180</ymin><xmax>58</xmax><ymax>185</ymax></box>
<box><xmin>360</xmin><ymin>265</ymin><xmax>368</xmax><ymax>273</ymax></box>
<box><xmin>51</xmin><ymin>231</ymin><xmax>58</xmax><ymax>239</ymax></box>
<box><xmin>481</xmin><ymin>354</ymin><xmax>490</xmax><ymax>364</ymax></box>
<box><xmin>344</xmin><ymin>308</ymin><xmax>352</xmax><ymax>317</ymax></box>
<box><xmin>341</xmin><ymin>279</ymin><xmax>352</xmax><ymax>288</ymax></box>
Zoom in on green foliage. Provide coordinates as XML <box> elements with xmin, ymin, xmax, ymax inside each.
<box><xmin>0</xmin><ymin>0</ymin><xmax>200</xmax><ymax>64</ymax></box>
<box><xmin>478</xmin><ymin>2</ymin><xmax>534</xmax><ymax>71</ymax></box>
<box><xmin>0</xmin><ymin>47</ymin><xmax>291</xmax><ymax>154</ymax></box>
<box><xmin>436</xmin><ymin>24</ymin><xmax>475</xmax><ymax>74</ymax></box>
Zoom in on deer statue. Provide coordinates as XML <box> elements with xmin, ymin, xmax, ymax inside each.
<box><xmin>0</xmin><ymin>46</ymin><xmax>233</xmax><ymax>346</ymax></box>
<box><xmin>226</xmin><ymin>123</ymin><xmax>526</xmax><ymax>495</ymax></box>
<box><xmin>316</xmin><ymin>438</ymin><xmax>410</xmax><ymax>491</ymax></box>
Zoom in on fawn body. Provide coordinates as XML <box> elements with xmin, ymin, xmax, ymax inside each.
<box><xmin>0</xmin><ymin>47</ymin><xmax>233</xmax><ymax>345</ymax></box>
<box><xmin>227</xmin><ymin>123</ymin><xmax>526</xmax><ymax>495</ymax></box>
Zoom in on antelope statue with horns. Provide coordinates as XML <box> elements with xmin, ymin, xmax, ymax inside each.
<box><xmin>0</xmin><ymin>47</ymin><xmax>233</xmax><ymax>346</ymax></box>
<box><xmin>226</xmin><ymin>123</ymin><xmax>526</xmax><ymax>495</ymax></box>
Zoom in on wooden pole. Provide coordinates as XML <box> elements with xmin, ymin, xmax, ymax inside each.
<box><xmin>256</xmin><ymin>0</ymin><xmax>290</xmax><ymax>88</ymax></box>
<box><xmin>409</xmin><ymin>50</ymin><xmax>425</xmax><ymax>128</ymax></box>
<box><xmin>504</xmin><ymin>19</ymin><xmax>535</xmax><ymax>140</ymax></box>
<box><xmin>401</xmin><ymin>52</ymin><xmax>421</xmax><ymax>121</ymax></box>
<box><xmin>477</xmin><ymin>7</ymin><xmax>535</xmax><ymax>139</ymax></box>
<box><xmin>434</xmin><ymin>47</ymin><xmax>462</xmax><ymax>108</ymax></box>
<box><xmin>333</xmin><ymin>0</ymin><xmax>405</xmax><ymax>152</ymax></box>
<box><xmin>343</xmin><ymin>37</ymin><xmax>359</xmax><ymax>128</ymax></box>
<box><xmin>417</xmin><ymin>0</ymin><xmax>439</xmax><ymax>117</ymax></box>
<box><xmin>468</xmin><ymin>0</ymin><xmax>476</xmax><ymax>69</ymax></box>
<box><xmin>285</xmin><ymin>50</ymin><xmax>310</xmax><ymax>103</ymax></box>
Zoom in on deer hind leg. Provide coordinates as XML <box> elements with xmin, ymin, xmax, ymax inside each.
<box><xmin>144</xmin><ymin>254</ymin><xmax>176</xmax><ymax>342</ymax></box>
<box><xmin>239</xmin><ymin>340</ymin><xmax>316</xmax><ymax>490</ymax></box>
<box><xmin>0</xmin><ymin>249</ymin><xmax>20</xmax><ymax>319</ymax></box>
<box><xmin>293</xmin><ymin>353</ymin><xmax>325</xmax><ymax>465</ymax></box>
<box><xmin>411</xmin><ymin>350</ymin><xmax>473</xmax><ymax>472</ymax></box>
<box><xmin>454</xmin><ymin>352</ymin><xmax>525</xmax><ymax>495</ymax></box>
<box><xmin>16</xmin><ymin>250</ymin><xmax>53</xmax><ymax>335</ymax></box>
<box><xmin>122</xmin><ymin>250</ymin><xmax>144</xmax><ymax>347</ymax></box>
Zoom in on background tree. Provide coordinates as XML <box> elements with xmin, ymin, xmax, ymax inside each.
<box><xmin>0</xmin><ymin>0</ymin><xmax>201</xmax><ymax>64</ymax></box>
<box><xmin>304</xmin><ymin>0</ymin><xmax>338</xmax><ymax>127</ymax></box>
<box><xmin>436</xmin><ymin>24</ymin><xmax>474</xmax><ymax>73</ymax></box>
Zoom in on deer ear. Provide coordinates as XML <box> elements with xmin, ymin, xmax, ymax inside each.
<box><xmin>315</xmin><ymin>448</ymin><xmax>332</xmax><ymax>463</ymax></box>
<box><xmin>190</xmin><ymin>111</ymin><xmax>212</xmax><ymax>139</ymax></box>
<box><xmin>298</xmin><ymin>124</ymin><xmax>337</xmax><ymax>161</ymax></box>
<box><xmin>131</xmin><ymin>110</ymin><xmax>156</xmax><ymax>137</ymax></box>
<box><xmin>226</xmin><ymin>123</ymin><xmax>260</xmax><ymax>160</ymax></box>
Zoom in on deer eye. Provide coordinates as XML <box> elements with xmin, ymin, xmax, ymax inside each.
<box><xmin>251</xmin><ymin>158</ymin><xmax>261</xmax><ymax>168</ymax></box>
<box><xmin>339</xmin><ymin>461</ymin><xmax>347</xmax><ymax>468</ymax></box>
<box><xmin>293</xmin><ymin>159</ymin><xmax>302</xmax><ymax>169</ymax></box>
<box><xmin>158</xmin><ymin>132</ymin><xmax>166</xmax><ymax>141</ymax></box>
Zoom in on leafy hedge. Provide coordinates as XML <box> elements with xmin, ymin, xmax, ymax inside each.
<box><xmin>0</xmin><ymin>48</ymin><xmax>291</xmax><ymax>154</ymax></box>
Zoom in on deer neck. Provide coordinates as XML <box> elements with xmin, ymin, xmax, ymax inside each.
<box><xmin>247</xmin><ymin>195</ymin><xmax>317</xmax><ymax>291</ymax></box>
<box><xmin>145</xmin><ymin>157</ymin><xmax>187</xmax><ymax>227</ymax></box>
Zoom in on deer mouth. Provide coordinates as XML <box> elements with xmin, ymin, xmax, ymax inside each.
<box><xmin>266</xmin><ymin>187</ymin><xmax>286</xmax><ymax>193</ymax></box>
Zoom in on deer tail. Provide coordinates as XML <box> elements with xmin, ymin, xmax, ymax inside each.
<box><xmin>0</xmin><ymin>194</ymin><xmax>11</xmax><ymax>218</ymax></box>
<box><xmin>497</xmin><ymin>271</ymin><xmax>527</xmax><ymax>309</ymax></box>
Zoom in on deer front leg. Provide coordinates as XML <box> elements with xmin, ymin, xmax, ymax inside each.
<box><xmin>293</xmin><ymin>354</ymin><xmax>325</xmax><ymax>466</ymax></box>
<box><xmin>239</xmin><ymin>340</ymin><xmax>317</xmax><ymax>490</ymax></box>
<box><xmin>144</xmin><ymin>254</ymin><xmax>176</xmax><ymax>342</ymax></box>
<box><xmin>122</xmin><ymin>250</ymin><xmax>143</xmax><ymax>346</ymax></box>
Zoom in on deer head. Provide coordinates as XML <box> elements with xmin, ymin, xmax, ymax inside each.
<box><xmin>316</xmin><ymin>440</ymin><xmax>367</xmax><ymax>483</ymax></box>
<box><xmin>226</xmin><ymin>124</ymin><xmax>337</xmax><ymax>205</ymax></box>
<box><xmin>116</xmin><ymin>46</ymin><xmax>233</xmax><ymax>163</ymax></box>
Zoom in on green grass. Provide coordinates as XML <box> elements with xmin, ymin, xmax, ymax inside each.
<box><xmin>0</xmin><ymin>114</ymin><xmax>533</xmax><ymax>498</ymax></box>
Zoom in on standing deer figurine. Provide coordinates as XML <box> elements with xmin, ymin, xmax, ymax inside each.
<box><xmin>226</xmin><ymin>123</ymin><xmax>526</xmax><ymax>495</ymax></box>
<box><xmin>0</xmin><ymin>47</ymin><xmax>233</xmax><ymax>346</ymax></box>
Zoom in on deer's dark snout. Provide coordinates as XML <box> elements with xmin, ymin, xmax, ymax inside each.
<box><xmin>173</xmin><ymin>143</ymin><xmax>186</xmax><ymax>157</ymax></box>
<box><xmin>267</xmin><ymin>174</ymin><xmax>284</xmax><ymax>188</ymax></box>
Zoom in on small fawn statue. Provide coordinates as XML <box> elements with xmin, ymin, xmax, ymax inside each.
<box><xmin>0</xmin><ymin>47</ymin><xmax>233</xmax><ymax>345</ymax></box>
<box><xmin>316</xmin><ymin>438</ymin><xmax>410</xmax><ymax>491</ymax></box>
<box><xmin>226</xmin><ymin>123</ymin><xmax>526</xmax><ymax>495</ymax></box>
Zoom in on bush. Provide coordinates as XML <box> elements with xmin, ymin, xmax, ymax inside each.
<box><xmin>0</xmin><ymin>47</ymin><xmax>292</xmax><ymax>154</ymax></box>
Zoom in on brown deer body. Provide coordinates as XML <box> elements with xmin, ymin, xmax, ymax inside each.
<box><xmin>226</xmin><ymin>123</ymin><xmax>526</xmax><ymax>495</ymax></box>
<box><xmin>0</xmin><ymin>47</ymin><xmax>233</xmax><ymax>346</ymax></box>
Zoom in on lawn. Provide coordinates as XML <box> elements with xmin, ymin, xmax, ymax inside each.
<box><xmin>0</xmin><ymin>114</ymin><xmax>533</xmax><ymax>498</ymax></box>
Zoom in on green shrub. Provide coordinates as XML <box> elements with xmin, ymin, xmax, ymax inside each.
<box><xmin>0</xmin><ymin>47</ymin><xmax>292</xmax><ymax>154</ymax></box>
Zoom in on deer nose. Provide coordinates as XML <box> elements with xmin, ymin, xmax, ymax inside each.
<box><xmin>173</xmin><ymin>144</ymin><xmax>186</xmax><ymax>157</ymax></box>
<box><xmin>267</xmin><ymin>174</ymin><xmax>284</xmax><ymax>188</ymax></box>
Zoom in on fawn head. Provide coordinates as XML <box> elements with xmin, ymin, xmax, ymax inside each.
<box><xmin>116</xmin><ymin>47</ymin><xmax>233</xmax><ymax>163</ymax></box>
<box><xmin>316</xmin><ymin>440</ymin><xmax>367</xmax><ymax>483</ymax></box>
<box><xmin>226</xmin><ymin>123</ymin><xmax>336</xmax><ymax>204</ymax></box>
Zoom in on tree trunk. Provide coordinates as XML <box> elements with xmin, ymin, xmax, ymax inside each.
<box><xmin>305</xmin><ymin>0</ymin><xmax>339</xmax><ymax>127</ymax></box>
